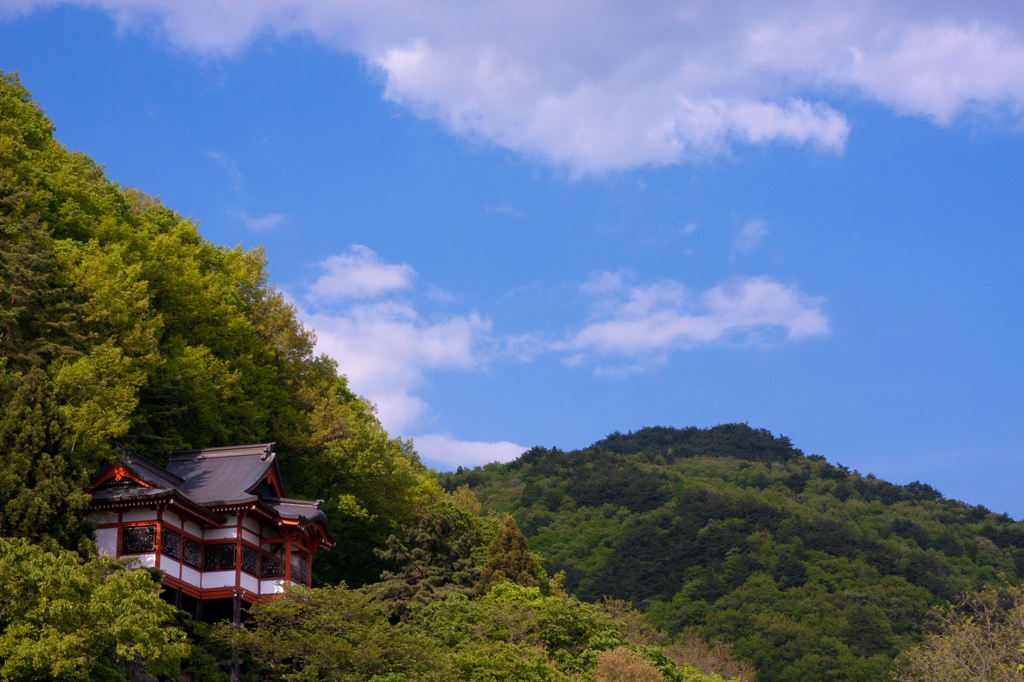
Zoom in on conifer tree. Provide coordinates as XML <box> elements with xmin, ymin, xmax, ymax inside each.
<box><xmin>0</xmin><ymin>369</ymin><xmax>92</xmax><ymax>553</ymax></box>
<box><xmin>369</xmin><ymin>501</ymin><xmax>481</xmax><ymax>620</ymax></box>
<box><xmin>479</xmin><ymin>516</ymin><xmax>540</xmax><ymax>592</ymax></box>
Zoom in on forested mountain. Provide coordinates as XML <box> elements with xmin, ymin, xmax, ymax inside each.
<box><xmin>441</xmin><ymin>424</ymin><xmax>1024</xmax><ymax>682</ymax></box>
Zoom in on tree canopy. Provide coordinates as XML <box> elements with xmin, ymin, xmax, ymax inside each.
<box><xmin>442</xmin><ymin>424</ymin><xmax>1024</xmax><ymax>682</ymax></box>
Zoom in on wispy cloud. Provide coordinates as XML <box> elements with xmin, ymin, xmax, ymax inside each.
<box><xmin>733</xmin><ymin>219</ymin><xmax>769</xmax><ymax>253</ymax></box>
<box><xmin>227</xmin><ymin>208</ymin><xmax>286</xmax><ymax>231</ymax></box>
<box><xmin>484</xmin><ymin>202</ymin><xmax>522</xmax><ymax>217</ymax></box>
<box><xmin>307</xmin><ymin>245</ymin><xmax>415</xmax><ymax>301</ymax></box>
<box><xmin>206</xmin><ymin>151</ymin><xmax>242</xmax><ymax>189</ymax></box>
<box><xmin>425</xmin><ymin>284</ymin><xmax>458</xmax><ymax>303</ymax></box>
<box><xmin>22</xmin><ymin>1</ymin><xmax>1023</xmax><ymax>172</ymax></box>
<box><xmin>412</xmin><ymin>433</ymin><xmax>526</xmax><ymax>468</ymax></box>
<box><xmin>558</xmin><ymin>272</ymin><xmax>829</xmax><ymax>365</ymax></box>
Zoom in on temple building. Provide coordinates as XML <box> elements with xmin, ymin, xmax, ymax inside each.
<box><xmin>85</xmin><ymin>443</ymin><xmax>335</xmax><ymax>623</ymax></box>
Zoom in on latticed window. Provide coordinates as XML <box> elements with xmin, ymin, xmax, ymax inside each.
<box><xmin>161</xmin><ymin>528</ymin><xmax>181</xmax><ymax>559</ymax></box>
<box><xmin>182</xmin><ymin>538</ymin><xmax>202</xmax><ymax>569</ymax></box>
<box><xmin>262</xmin><ymin>550</ymin><xmax>284</xmax><ymax>578</ymax></box>
<box><xmin>121</xmin><ymin>525</ymin><xmax>155</xmax><ymax>554</ymax></box>
<box><xmin>204</xmin><ymin>543</ymin><xmax>237</xmax><ymax>571</ymax></box>
<box><xmin>241</xmin><ymin>546</ymin><xmax>260</xmax><ymax>576</ymax></box>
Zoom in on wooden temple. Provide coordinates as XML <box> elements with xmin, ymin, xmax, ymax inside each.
<box><xmin>85</xmin><ymin>443</ymin><xmax>335</xmax><ymax>623</ymax></box>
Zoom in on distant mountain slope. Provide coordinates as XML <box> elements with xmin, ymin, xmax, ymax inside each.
<box><xmin>440</xmin><ymin>424</ymin><xmax>1024</xmax><ymax>682</ymax></box>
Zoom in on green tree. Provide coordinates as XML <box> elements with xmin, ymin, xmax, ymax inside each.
<box><xmin>0</xmin><ymin>538</ymin><xmax>190</xmax><ymax>681</ymax></box>
<box><xmin>220</xmin><ymin>584</ymin><xmax>432</xmax><ymax>682</ymax></box>
<box><xmin>0</xmin><ymin>368</ymin><xmax>92</xmax><ymax>552</ymax></box>
<box><xmin>368</xmin><ymin>499</ymin><xmax>482</xmax><ymax>620</ymax></box>
<box><xmin>478</xmin><ymin>515</ymin><xmax>541</xmax><ymax>593</ymax></box>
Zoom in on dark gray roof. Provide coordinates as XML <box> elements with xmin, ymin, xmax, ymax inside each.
<box><xmin>263</xmin><ymin>498</ymin><xmax>336</xmax><ymax>542</ymax></box>
<box><xmin>165</xmin><ymin>443</ymin><xmax>281</xmax><ymax>506</ymax></box>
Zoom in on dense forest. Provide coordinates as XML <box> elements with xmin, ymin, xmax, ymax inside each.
<box><xmin>2</xmin><ymin>70</ymin><xmax>1023</xmax><ymax>681</ymax></box>
<box><xmin>442</xmin><ymin>425</ymin><xmax>1024</xmax><ymax>681</ymax></box>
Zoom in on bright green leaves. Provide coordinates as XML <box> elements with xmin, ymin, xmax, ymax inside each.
<box><xmin>52</xmin><ymin>343</ymin><xmax>146</xmax><ymax>464</ymax></box>
<box><xmin>0</xmin><ymin>538</ymin><xmax>190</xmax><ymax>681</ymax></box>
<box><xmin>286</xmin><ymin>417</ymin><xmax>441</xmax><ymax>586</ymax></box>
<box><xmin>221</xmin><ymin>584</ymin><xmax>431</xmax><ymax>682</ymax></box>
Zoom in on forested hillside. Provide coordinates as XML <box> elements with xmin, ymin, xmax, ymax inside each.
<box><xmin>442</xmin><ymin>424</ymin><xmax>1024</xmax><ymax>682</ymax></box>
<box><xmin>0</xmin><ymin>71</ymin><xmax>437</xmax><ymax>587</ymax></box>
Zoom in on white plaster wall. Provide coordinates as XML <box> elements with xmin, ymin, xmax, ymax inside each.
<box><xmin>204</xmin><ymin>528</ymin><xmax>238</xmax><ymax>541</ymax></box>
<box><xmin>240</xmin><ymin>573</ymin><xmax>259</xmax><ymax>593</ymax></box>
<box><xmin>87</xmin><ymin>511</ymin><xmax>117</xmax><ymax>524</ymax></box>
<box><xmin>260</xmin><ymin>580</ymin><xmax>285</xmax><ymax>595</ymax></box>
<box><xmin>202</xmin><ymin>571</ymin><xmax>237</xmax><ymax>589</ymax></box>
<box><xmin>126</xmin><ymin>553</ymin><xmax>156</xmax><ymax>568</ymax></box>
<box><xmin>262</xmin><ymin>525</ymin><xmax>280</xmax><ymax>539</ymax></box>
<box><xmin>184</xmin><ymin>521</ymin><xmax>202</xmax><ymax>537</ymax></box>
<box><xmin>181</xmin><ymin>565</ymin><xmax>201</xmax><ymax>588</ymax></box>
<box><xmin>241</xmin><ymin>529</ymin><xmax>260</xmax><ymax>546</ymax></box>
<box><xmin>95</xmin><ymin>528</ymin><xmax>117</xmax><ymax>557</ymax></box>
<box><xmin>162</xmin><ymin>558</ymin><xmax>181</xmax><ymax>579</ymax></box>
<box><xmin>123</xmin><ymin>509</ymin><xmax>158</xmax><ymax>522</ymax></box>
<box><xmin>163</xmin><ymin>511</ymin><xmax>181</xmax><ymax>528</ymax></box>
<box><xmin>242</xmin><ymin>516</ymin><xmax>260</xmax><ymax>533</ymax></box>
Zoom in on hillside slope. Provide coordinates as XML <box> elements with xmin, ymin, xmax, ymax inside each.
<box><xmin>0</xmin><ymin>71</ymin><xmax>437</xmax><ymax>584</ymax></box>
<box><xmin>441</xmin><ymin>424</ymin><xmax>1024</xmax><ymax>682</ymax></box>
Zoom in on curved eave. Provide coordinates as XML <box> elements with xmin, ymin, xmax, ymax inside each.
<box><xmin>88</xmin><ymin>490</ymin><xmax>226</xmax><ymax>527</ymax></box>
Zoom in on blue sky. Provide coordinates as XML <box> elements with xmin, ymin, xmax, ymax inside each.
<box><xmin>1</xmin><ymin>2</ymin><xmax>1021</xmax><ymax>516</ymax></box>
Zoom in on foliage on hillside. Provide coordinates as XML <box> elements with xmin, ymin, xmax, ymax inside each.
<box><xmin>441</xmin><ymin>424</ymin><xmax>1024</xmax><ymax>682</ymax></box>
<box><xmin>0</xmin><ymin>538</ymin><xmax>190</xmax><ymax>681</ymax></box>
<box><xmin>222</xmin><ymin>581</ymin><xmax>739</xmax><ymax>681</ymax></box>
<box><xmin>0</xmin><ymin>71</ymin><xmax>439</xmax><ymax>584</ymax></box>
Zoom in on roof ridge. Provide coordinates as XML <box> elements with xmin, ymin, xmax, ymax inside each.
<box><xmin>167</xmin><ymin>442</ymin><xmax>275</xmax><ymax>461</ymax></box>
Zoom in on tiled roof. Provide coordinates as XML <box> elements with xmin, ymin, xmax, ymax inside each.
<box><xmin>166</xmin><ymin>443</ymin><xmax>281</xmax><ymax>506</ymax></box>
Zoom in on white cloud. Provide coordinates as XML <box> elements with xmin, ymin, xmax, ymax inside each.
<box><xmin>227</xmin><ymin>208</ymin><xmax>286</xmax><ymax>231</ymax></box>
<box><xmin>306</xmin><ymin>300</ymin><xmax>491</xmax><ymax>431</ymax></box>
<box><xmin>733</xmin><ymin>219</ymin><xmax>769</xmax><ymax>253</ymax></box>
<box><xmin>6</xmin><ymin>0</ymin><xmax>1022</xmax><ymax>172</ymax></box>
<box><xmin>559</xmin><ymin>273</ymin><xmax>828</xmax><ymax>360</ymax></box>
<box><xmin>412</xmin><ymin>433</ymin><xmax>526</xmax><ymax>468</ymax></box>
<box><xmin>308</xmin><ymin>245</ymin><xmax>415</xmax><ymax>301</ymax></box>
